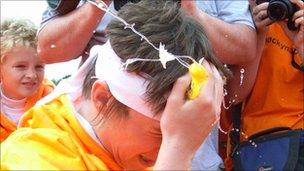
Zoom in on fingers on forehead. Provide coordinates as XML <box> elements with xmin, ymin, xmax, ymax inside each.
<box><xmin>201</xmin><ymin>60</ymin><xmax>212</xmax><ymax>73</ymax></box>
<box><xmin>168</xmin><ymin>74</ymin><xmax>191</xmax><ymax>105</ymax></box>
<box><xmin>195</xmin><ymin>63</ymin><xmax>215</xmax><ymax>100</ymax></box>
<box><xmin>210</xmin><ymin>65</ymin><xmax>224</xmax><ymax>93</ymax></box>
<box><xmin>201</xmin><ymin>60</ymin><xmax>223</xmax><ymax>84</ymax></box>
<box><xmin>210</xmin><ymin>64</ymin><xmax>221</xmax><ymax>80</ymax></box>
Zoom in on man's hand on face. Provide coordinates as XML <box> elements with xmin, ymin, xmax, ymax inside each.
<box><xmin>160</xmin><ymin>60</ymin><xmax>224</xmax><ymax>155</ymax></box>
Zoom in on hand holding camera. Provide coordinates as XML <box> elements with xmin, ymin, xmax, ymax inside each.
<box><xmin>278</xmin><ymin>0</ymin><xmax>304</xmax><ymax>58</ymax></box>
<box><xmin>251</xmin><ymin>1</ymin><xmax>273</xmax><ymax>32</ymax></box>
<box><xmin>252</xmin><ymin>0</ymin><xmax>303</xmax><ymax>31</ymax></box>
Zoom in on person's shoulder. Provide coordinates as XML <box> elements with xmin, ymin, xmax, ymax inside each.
<box><xmin>215</xmin><ymin>0</ymin><xmax>255</xmax><ymax>28</ymax></box>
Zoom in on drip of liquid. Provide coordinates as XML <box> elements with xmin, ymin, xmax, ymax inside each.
<box><xmin>240</xmin><ymin>68</ymin><xmax>245</xmax><ymax>86</ymax></box>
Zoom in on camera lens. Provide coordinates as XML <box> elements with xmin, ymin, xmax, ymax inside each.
<box><xmin>268</xmin><ymin>1</ymin><xmax>288</xmax><ymax>20</ymax></box>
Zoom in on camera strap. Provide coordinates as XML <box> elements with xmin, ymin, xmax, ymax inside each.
<box><xmin>229</xmin><ymin>103</ymin><xmax>243</xmax><ymax>158</ymax></box>
<box><xmin>291</xmin><ymin>50</ymin><xmax>304</xmax><ymax>72</ymax></box>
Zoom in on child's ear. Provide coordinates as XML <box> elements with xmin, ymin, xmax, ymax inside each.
<box><xmin>91</xmin><ymin>81</ymin><xmax>111</xmax><ymax>111</ymax></box>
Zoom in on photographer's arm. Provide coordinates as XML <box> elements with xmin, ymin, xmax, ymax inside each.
<box><xmin>38</xmin><ymin>1</ymin><xmax>110</xmax><ymax>63</ymax></box>
<box><xmin>225</xmin><ymin>31</ymin><xmax>266</xmax><ymax>104</ymax></box>
<box><xmin>181</xmin><ymin>1</ymin><xmax>257</xmax><ymax>65</ymax></box>
<box><xmin>225</xmin><ymin>1</ymin><xmax>269</xmax><ymax>104</ymax></box>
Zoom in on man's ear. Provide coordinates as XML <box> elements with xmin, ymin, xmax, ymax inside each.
<box><xmin>91</xmin><ymin>81</ymin><xmax>111</xmax><ymax>111</ymax></box>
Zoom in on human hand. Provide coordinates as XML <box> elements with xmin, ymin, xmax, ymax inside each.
<box><xmin>160</xmin><ymin>60</ymin><xmax>224</xmax><ymax>155</ymax></box>
<box><xmin>279</xmin><ymin>0</ymin><xmax>304</xmax><ymax>58</ymax></box>
<box><xmin>250</xmin><ymin>0</ymin><xmax>273</xmax><ymax>33</ymax></box>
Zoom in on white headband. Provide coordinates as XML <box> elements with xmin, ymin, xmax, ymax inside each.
<box><xmin>37</xmin><ymin>41</ymin><xmax>159</xmax><ymax>120</ymax></box>
<box><xmin>94</xmin><ymin>41</ymin><xmax>159</xmax><ymax>120</ymax></box>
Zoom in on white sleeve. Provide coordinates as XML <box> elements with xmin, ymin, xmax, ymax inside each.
<box><xmin>215</xmin><ymin>0</ymin><xmax>255</xmax><ymax>29</ymax></box>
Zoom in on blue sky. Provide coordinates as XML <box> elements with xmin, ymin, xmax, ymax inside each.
<box><xmin>1</xmin><ymin>0</ymin><xmax>80</xmax><ymax>80</ymax></box>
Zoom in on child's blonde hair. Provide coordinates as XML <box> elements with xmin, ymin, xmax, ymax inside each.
<box><xmin>1</xmin><ymin>19</ymin><xmax>37</xmax><ymax>63</ymax></box>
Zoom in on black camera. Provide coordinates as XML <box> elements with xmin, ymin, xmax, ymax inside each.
<box><xmin>256</xmin><ymin>0</ymin><xmax>302</xmax><ymax>30</ymax></box>
<box><xmin>256</xmin><ymin>0</ymin><xmax>299</xmax><ymax>21</ymax></box>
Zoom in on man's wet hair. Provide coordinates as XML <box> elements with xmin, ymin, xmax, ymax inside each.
<box><xmin>83</xmin><ymin>0</ymin><xmax>229</xmax><ymax>120</ymax></box>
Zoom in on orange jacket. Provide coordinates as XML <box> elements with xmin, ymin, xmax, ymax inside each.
<box><xmin>0</xmin><ymin>79</ymin><xmax>55</xmax><ymax>142</ymax></box>
<box><xmin>1</xmin><ymin>94</ymin><xmax>121</xmax><ymax>170</ymax></box>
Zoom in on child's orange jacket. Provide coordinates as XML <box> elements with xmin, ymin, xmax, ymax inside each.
<box><xmin>0</xmin><ymin>79</ymin><xmax>55</xmax><ymax>142</ymax></box>
<box><xmin>1</xmin><ymin>94</ymin><xmax>121</xmax><ymax>170</ymax></box>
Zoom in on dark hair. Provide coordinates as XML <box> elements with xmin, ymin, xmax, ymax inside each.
<box><xmin>83</xmin><ymin>0</ymin><xmax>229</xmax><ymax>118</ymax></box>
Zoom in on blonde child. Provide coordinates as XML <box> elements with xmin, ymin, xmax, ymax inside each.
<box><xmin>0</xmin><ymin>19</ymin><xmax>54</xmax><ymax>142</ymax></box>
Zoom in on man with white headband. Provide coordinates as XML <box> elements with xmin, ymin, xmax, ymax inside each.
<box><xmin>0</xmin><ymin>1</ymin><xmax>227</xmax><ymax>170</ymax></box>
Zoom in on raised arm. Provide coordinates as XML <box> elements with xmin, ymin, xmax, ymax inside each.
<box><xmin>37</xmin><ymin>1</ymin><xmax>110</xmax><ymax>63</ymax></box>
<box><xmin>181</xmin><ymin>0</ymin><xmax>257</xmax><ymax>65</ymax></box>
<box><xmin>225</xmin><ymin>0</ymin><xmax>274</xmax><ymax>104</ymax></box>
